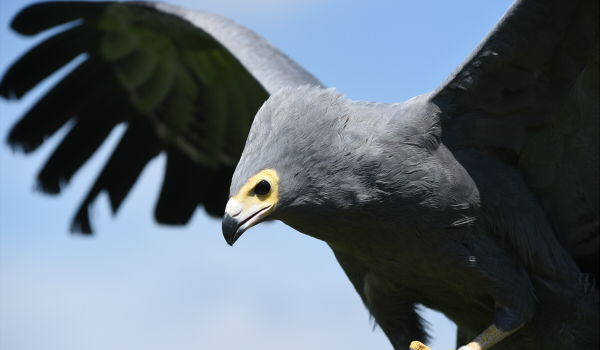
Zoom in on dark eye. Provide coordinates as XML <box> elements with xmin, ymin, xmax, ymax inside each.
<box><xmin>254</xmin><ymin>180</ymin><xmax>271</xmax><ymax>195</ymax></box>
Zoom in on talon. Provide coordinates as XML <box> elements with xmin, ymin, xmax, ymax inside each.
<box><xmin>410</xmin><ymin>341</ymin><xmax>431</xmax><ymax>350</ymax></box>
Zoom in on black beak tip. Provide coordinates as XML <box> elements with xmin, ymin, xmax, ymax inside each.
<box><xmin>222</xmin><ymin>213</ymin><xmax>239</xmax><ymax>246</ymax></box>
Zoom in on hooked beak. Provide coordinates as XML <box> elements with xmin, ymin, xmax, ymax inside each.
<box><xmin>222</xmin><ymin>199</ymin><xmax>273</xmax><ymax>246</ymax></box>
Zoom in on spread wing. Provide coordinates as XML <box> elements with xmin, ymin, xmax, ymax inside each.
<box><xmin>430</xmin><ymin>0</ymin><xmax>598</xmax><ymax>275</ymax></box>
<box><xmin>0</xmin><ymin>1</ymin><xmax>321</xmax><ymax>233</ymax></box>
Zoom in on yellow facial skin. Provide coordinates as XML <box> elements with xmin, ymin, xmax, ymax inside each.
<box><xmin>222</xmin><ymin>169</ymin><xmax>280</xmax><ymax>245</ymax></box>
<box><xmin>231</xmin><ymin>168</ymin><xmax>280</xmax><ymax>214</ymax></box>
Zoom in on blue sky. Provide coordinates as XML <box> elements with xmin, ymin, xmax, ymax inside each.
<box><xmin>0</xmin><ymin>1</ymin><xmax>513</xmax><ymax>349</ymax></box>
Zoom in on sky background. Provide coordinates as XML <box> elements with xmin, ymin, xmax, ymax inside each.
<box><xmin>0</xmin><ymin>1</ymin><xmax>514</xmax><ymax>349</ymax></box>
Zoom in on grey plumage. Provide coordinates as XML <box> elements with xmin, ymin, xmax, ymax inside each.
<box><xmin>228</xmin><ymin>0</ymin><xmax>599</xmax><ymax>348</ymax></box>
<box><xmin>231</xmin><ymin>85</ymin><xmax>597</xmax><ymax>349</ymax></box>
<box><xmin>1</xmin><ymin>0</ymin><xmax>598</xmax><ymax>349</ymax></box>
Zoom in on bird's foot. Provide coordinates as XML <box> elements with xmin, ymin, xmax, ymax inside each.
<box><xmin>409</xmin><ymin>341</ymin><xmax>431</xmax><ymax>350</ymax></box>
<box><xmin>410</xmin><ymin>340</ymin><xmax>458</xmax><ymax>350</ymax></box>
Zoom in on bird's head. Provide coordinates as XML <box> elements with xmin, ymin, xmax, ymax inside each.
<box><xmin>222</xmin><ymin>85</ymin><xmax>350</xmax><ymax>245</ymax></box>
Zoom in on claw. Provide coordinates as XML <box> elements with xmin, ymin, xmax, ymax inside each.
<box><xmin>409</xmin><ymin>341</ymin><xmax>431</xmax><ymax>350</ymax></box>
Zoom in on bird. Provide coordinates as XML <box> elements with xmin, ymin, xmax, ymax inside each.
<box><xmin>1</xmin><ymin>1</ymin><xmax>598</xmax><ymax>349</ymax></box>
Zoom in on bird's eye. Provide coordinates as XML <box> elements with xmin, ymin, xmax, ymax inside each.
<box><xmin>254</xmin><ymin>180</ymin><xmax>271</xmax><ymax>195</ymax></box>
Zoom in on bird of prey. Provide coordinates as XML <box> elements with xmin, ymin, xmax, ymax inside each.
<box><xmin>1</xmin><ymin>1</ymin><xmax>598</xmax><ymax>349</ymax></box>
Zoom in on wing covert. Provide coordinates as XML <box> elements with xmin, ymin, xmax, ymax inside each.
<box><xmin>430</xmin><ymin>0</ymin><xmax>598</xmax><ymax>273</ymax></box>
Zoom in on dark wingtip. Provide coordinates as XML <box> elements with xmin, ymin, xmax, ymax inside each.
<box><xmin>11</xmin><ymin>2</ymin><xmax>105</xmax><ymax>36</ymax></box>
<box><xmin>71</xmin><ymin>204</ymin><xmax>94</xmax><ymax>234</ymax></box>
<box><xmin>35</xmin><ymin>177</ymin><xmax>63</xmax><ymax>195</ymax></box>
<box><xmin>0</xmin><ymin>81</ymin><xmax>19</xmax><ymax>100</ymax></box>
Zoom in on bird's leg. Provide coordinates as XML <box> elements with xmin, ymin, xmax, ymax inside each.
<box><xmin>408</xmin><ymin>241</ymin><xmax>533</xmax><ymax>350</ymax></box>
<box><xmin>409</xmin><ymin>310</ymin><xmax>524</xmax><ymax>350</ymax></box>
<box><xmin>406</xmin><ymin>233</ymin><xmax>539</xmax><ymax>350</ymax></box>
<box><xmin>456</xmin><ymin>323</ymin><xmax>521</xmax><ymax>350</ymax></box>
<box><xmin>409</xmin><ymin>323</ymin><xmax>520</xmax><ymax>350</ymax></box>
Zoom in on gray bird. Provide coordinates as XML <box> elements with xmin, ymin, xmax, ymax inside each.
<box><xmin>1</xmin><ymin>1</ymin><xmax>598</xmax><ymax>349</ymax></box>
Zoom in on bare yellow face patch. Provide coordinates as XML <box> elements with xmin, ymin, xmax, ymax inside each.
<box><xmin>232</xmin><ymin>169</ymin><xmax>279</xmax><ymax>215</ymax></box>
<box><xmin>223</xmin><ymin>169</ymin><xmax>280</xmax><ymax>245</ymax></box>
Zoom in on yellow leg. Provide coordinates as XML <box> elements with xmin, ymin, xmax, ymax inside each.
<box><xmin>458</xmin><ymin>324</ymin><xmax>519</xmax><ymax>350</ymax></box>
<box><xmin>409</xmin><ymin>324</ymin><xmax>521</xmax><ymax>350</ymax></box>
